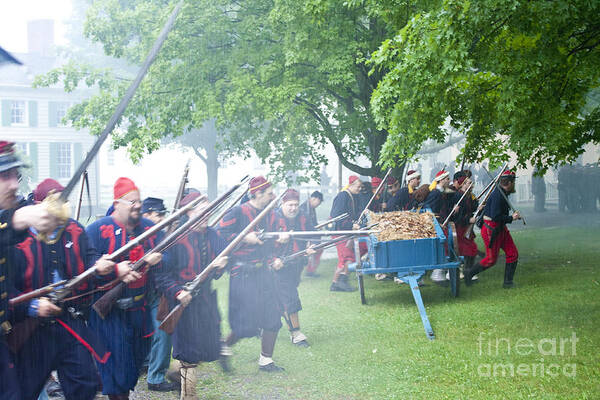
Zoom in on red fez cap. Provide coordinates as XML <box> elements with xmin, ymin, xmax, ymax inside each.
<box><xmin>434</xmin><ymin>170</ymin><xmax>450</xmax><ymax>181</ymax></box>
<box><xmin>371</xmin><ymin>177</ymin><xmax>382</xmax><ymax>189</ymax></box>
<box><xmin>501</xmin><ymin>170</ymin><xmax>516</xmax><ymax>179</ymax></box>
<box><xmin>180</xmin><ymin>191</ymin><xmax>202</xmax><ymax>207</ymax></box>
<box><xmin>282</xmin><ymin>188</ymin><xmax>300</xmax><ymax>203</ymax></box>
<box><xmin>406</xmin><ymin>170</ymin><xmax>421</xmax><ymax>181</ymax></box>
<box><xmin>386</xmin><ymin>176</ymin><xmax>398</xmax><ymax>186</ymax></box>
<box><xmin>114</xmin><ymin>177</ymin><xmax>139</xmax><ymax>200</ymax></box>
<box><xmin>33</xmin><ymin>178</ymin><xmax>64</xmax><ymax>202</ymax></box>
<box><xmin>249</xmin><ymin>176</ymin><xmax>271</xmax><ymax>195</ymax></box>
<box><xmin>348</xmin><ymin>175</ymin><xmax>359</xmax><ymax>185</ymax></box>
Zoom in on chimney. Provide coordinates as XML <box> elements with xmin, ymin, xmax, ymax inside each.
<box><xmin>27</xmin><ymin>19</ymin><xmax>54</xmax><ymax>56</ymax></box>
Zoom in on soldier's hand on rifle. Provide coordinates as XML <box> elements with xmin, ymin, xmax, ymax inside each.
<box><xmin>214</xmin><ymin>255</ymin><xmax>229</xmax><ymax>271</ymax></box>
<box><xmin>469</xmin><ymin>216</ymin><xmax>477</xmax><ymax>224</ymax></box>
<box><xmin>306</xmin><ymin>245</ymin><xmax>316</xmax><ymax>256</ymax></box>
<box><xmin>453</xmin><ymin>205</ymin><xmax>460</xmax><ymax>214</ymax></box>
<box><xmin>144</xmin><ymin>252</ymin><xmax>162</xmax><ymax>266</ymax></box>
<box><xmin>243</xmin><ymin>231</ymin><xmax>264</xmax><ymax>245</ymax></box>
<box><xmin>176</xmin><ymin>290</ymin><xmax>192</xmax><ymax>307</ymax></box>
<box><xmin>276</xmin><ymin>232</ymin><xmax>290</xmax><ymax>244</ymax></box>
<box><xmin>272</xmin><ymin>258</ymin><xmax>284</xmax><ymax>270</ymax></box>
<box><xmin>94</xmin><ymin>255</ymin><xmax>116</xmax><ymax>275</ymax></box>
<box><xmin>352</xmin><ymin>223</ymin><xmax>360</xmax><ymax>230</ymax></box>
<box><xmin>116</xmin><ymin>261</ymin><xmax>142</xmax><ymax>284</ymax></box>
<box><xmin>12</xmin><ymin>203</ymin><xmax>59</xmax><ymax>232</ymax></box>
<box><xmin>37</xmin><ymin>297</ymin><xmax>62</xmax><ymax>317</ymax></box>
<box><xmin>512</xmin><ymin>211</ymin><xmax>521</xmax><ymax>220</ymax></box>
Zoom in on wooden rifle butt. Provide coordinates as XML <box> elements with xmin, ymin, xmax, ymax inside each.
<box><xmin>158</xmin><ymin>304</ymin><xmax>184</xmax><ymax>335</ymax></box>
<box><xmin>155</xmin><ymin>295</ymin><xmax>170</xmax><ymax>322</ymax></box>
<box><xmin>92</xmin><ymin>281</ymin><xmax>126</xmax><ymax>319</ymax></box>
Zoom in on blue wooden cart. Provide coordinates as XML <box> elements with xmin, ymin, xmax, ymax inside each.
<box><xmin>349</xmin><ymin>212</ymin><xmax>461</xmax><ymax>340</ymax></box>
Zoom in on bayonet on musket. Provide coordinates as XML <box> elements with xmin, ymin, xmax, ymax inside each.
<box><xmin>314</xmin><ymin>213</ymin><xmax>349</xmax><ymax>230</ymax></box>
<box><xmin>38</xmin><ymin>1</ymin><xmax>185</xmax><ymax>243</ymax></box>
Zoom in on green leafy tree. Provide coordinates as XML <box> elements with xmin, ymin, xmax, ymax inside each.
<box><xmin>36</xmin><ymin>0</ymin><xmax>438</xmax><ymax>182</ymax></box>
<box><xmin>371</xmin><ymin>0</ymin><xmax>600</xmax><ymax>171</ymax></box>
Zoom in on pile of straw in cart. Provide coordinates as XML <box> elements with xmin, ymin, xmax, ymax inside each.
<box><xmin>369</xmin><ymin>211</ymin><xmax>436</xmax><ymax>241</ymax></box>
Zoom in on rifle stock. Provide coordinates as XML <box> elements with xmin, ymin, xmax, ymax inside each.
<box><xmin>158</xmin><ymin>303</ymin><xmax>185</xmax><ymax>335</ymax></box>
<box><xmin>91</xmin><ymin>281</ymin><xmax>127</xmax><ymax>319</ymax></box>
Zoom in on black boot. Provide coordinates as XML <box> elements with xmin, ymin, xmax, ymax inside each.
<box><xmin>330</xmin><ymin>274</ymin><xmax>357</xmax><ymax>292</ymax></box>
<box><xmin>464</xmin><ymin>262</ymin><xmax>484</xmax><ymax>286</ymax></box>
<box><xmin>503</xmin><ymin>262</ymin><xmax>518</xmax><ymax>288</ymax></box>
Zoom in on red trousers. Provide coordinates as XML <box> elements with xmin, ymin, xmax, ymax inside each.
<box><xmin>480</xmin><ymin>221</ymin><xmax>518</xmax><ymax>268</ymax></box>
<box><xmin>455</xmin><ymin>225</ymin><xmax>479</xmax><ymax>257</ymax></box>
<box><xmin>335</xmin><ymin>239</ymin><xmax>367</xmax><ymax>272</ymax></box>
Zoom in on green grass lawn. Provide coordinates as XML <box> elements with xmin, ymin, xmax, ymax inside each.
<box><xmin>139</xmin><ymin>225</ymin><xmax>600</xmax><ymax>399</ymax></box>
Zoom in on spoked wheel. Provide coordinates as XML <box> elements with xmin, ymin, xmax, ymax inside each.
<box><xmin>448</xmin><ymin>222</ymin><xmax>460</xmax><ymax>297</ymax></box>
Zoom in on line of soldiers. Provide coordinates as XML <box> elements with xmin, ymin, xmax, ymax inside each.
<box><xmin>327</xmin><ymin>167</ymin><xmax>522</xmax><ymax>289</ymax></box>
<box><xmin>0</xmin><ymin>138</ymin><xmax>524</xmax><ymax>400</ymax></box>
<box><xmin>0</xmin><ymin>142</ymin><xmax>329</xmax><ymax>400</ymax></box>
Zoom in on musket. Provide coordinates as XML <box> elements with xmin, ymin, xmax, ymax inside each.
<box><xmin>356</xmin><ymin>168</ymin><xmax>392</xmax><ymax>224</ymax></box>
<box><xmin>8</xmin><ymin>280</ymin><xmax>67</xmax><ymax>307</ymax></box>
<box><xmin>92</xmin><ymin>180</ymin><xmax>244</xmax><ymax>319</ymax></box>
<box><xmin>282</xmin><ymin>235</ymin><xmax>351</xmax><ymax>263</ymax></box>
<box><xmin>260</xmin><ymin>229</ymin><xmax>379</xmax><ymax>237</ymax></box>
<box><xmin>159</xmin><ymin>191</ymin><xmax>286</xmax><ymax>334</ymax></box>
<box><xmin>464</xmin><ymin>164</ymin><xmax>507</xmax><ymax>239</ymax></box>
<box><xmin>166</xmin><ymin>160</ymin><xmax>191</xmax><ymax>234</ymax></box>
<box><xmin>442</xmin><ymin>182</ymin><xmax>473</xmax><ymax>228</ymax></box>
<box><xmin>482</xmin><ymin>166</ymin><xmax>526</xmax><ymax>225</ymax></box>
<box><xmin>314</xmin><ymin>213</ymin><xmax>349</xmax><ymax>230</ymax></box>
<box><xmin>38</xmin><ymin>1</ymin><xmax>184</xmax><ymax>242</ymax></box>
<box><xmin>74</xmin><ymin>170</ymin><xmax>88</xmax><ymax>221</ymax></box>
<box><xmin>8</xmin><ymin>194</ymin><xmax>210</xmax><ymax>308</ymax></box>
<box><xmin>208</xmin><ymin>187</ymin><xmax>249</xmax><ymax>228</ymax></box>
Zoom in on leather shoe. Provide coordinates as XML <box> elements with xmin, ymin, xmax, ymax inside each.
<box><xmin>259</xmin><ymin>362</ymin><xmax>285</xmax><ymax>372</ymax></box>
<box><xmin>148</xmin><ymin>381</ymin><xmax>180</xmax><ymax>392</ymax></box>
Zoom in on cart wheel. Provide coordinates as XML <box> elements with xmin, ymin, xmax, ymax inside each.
<box><xmin>447</xmin><ymin>222</ymin><xmax>460</xmax><ymax>261</ymax></box>
<box><xmin>449</xmin><ymin>267</ymin><xmax>460</xmax><ymax>297</ymax></box>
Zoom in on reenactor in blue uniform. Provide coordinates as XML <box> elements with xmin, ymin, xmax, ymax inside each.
<box><xmin>329</xmin><ymin>176</ymin><xmax>364</xmax><ymax>292</ymax></box>
<box><xmin>217</xmin><ymin>176</ymin><xmax>288</xmax><ymax>372</ymax></box>
<box><xmin>156</xmin><ymin>192</ymin><xmax>228</xmax><ymax>399</ymax></box>
<box><xmin>389</xmin><ymin>170</ymin><xmax>421</xmax><ymax>211</ymax></box>
<box><xmin>0</xmin><ymin>141</ymin><xmax>57</xmax><ymax>400</ymax></box>
<box><xmin>464</xmin><ymin>170</ymin><xmax>522</xmax><ymax>288</ymax></box>
<box><xmin>11</xmin><ymin>179</ymin><xmax>118</xmax><ymax>400</ymax></box>
<box><xmin>271</xmin><ymin>189</ymin><xmax>315</xmax><ymax>347</ymax></box>
<box><xmin>86</xmin><ymin>177</ymin><xmax>163</xmax><ymax>400</ymax></box>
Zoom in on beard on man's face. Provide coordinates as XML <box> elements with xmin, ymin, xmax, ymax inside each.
<box><xmin>128</xmin><ymin>210</ymin><xmax>141</xmax><ymax>225</ymax></box>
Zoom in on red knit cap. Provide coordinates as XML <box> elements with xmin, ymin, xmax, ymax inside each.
<box><xmin>348</xmin><ymin>175</ymin><xmax>359</xmax><ymax>185</ymax></box>
<box><xmin>114</xmin><ymin>177</ymin><xmax>139</xmax><ymax>200</ymax></box>
<box><xmin>371</xmin><ymin>177</ymin><xmax>382</xmax><ymax>189</ymax></box>
<box><xmin>180</xmin><ymin>191</ymin><xmax>203</xmax><ymax>207</ymax></box>
<box><xmin>282</xmin><ymin>188</ymin><xmax>299</xmax><ymax>203</ymax></box>
<box><xmin>249</xmin><ymin>176</ymin><xmax>271</xmax><ymax>195</ymax></box>
<box><xmin>33</xmin><ymin>178</ymin><xmax>64</xmax><ymax>202</ymax></box>
<box><xmin>434</xmin><ymin>170</ymin><xmax>449</xmax><ymax>182</ymax></box>
<box><xmin>386</xmin><ymin>176</ymin><xmax>398</xmax><ymax>186</ymax></box>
